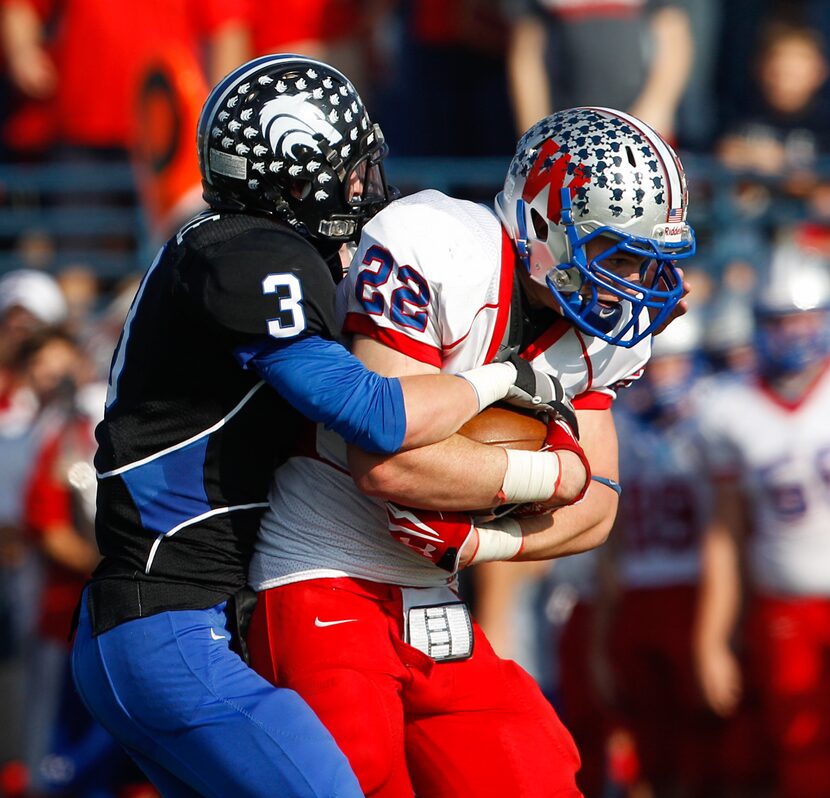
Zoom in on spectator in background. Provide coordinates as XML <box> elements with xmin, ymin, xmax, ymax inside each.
<box><xmin>82</xmin><ymin>273</ymin><xmax>141</xmax><ymax>382</ymax></box>
<box><xmin>0</xmin><ymin>0</ymin><xmax>249</xmax><ymax>150</ymax></box>
<box><xmin>248</xmin><ymin>0</ymin><xmax>381</xmax><ymax>99</ymax></box>
<box><xmin>0</xmin><ymin>0</ymin><xmax>251</xmax><ymax>265</ymax></box>
<box><xmin>695</xmin><ymin>241</ymin><xmax>830</xmax><ymax>798</ymax></box>
<box><xmin>19</xmin><ymin>330</ymin><xmax>96</xmax><ymax>792</ymax></box>
<box><xmin>0</xmin><ymin>0</ymin><xmax>55</xmax><ymax>162</ymax></box>
<box><xmin>381</xmin><ymin>0</ymin><xmax>516</xmax><ymax>157</ymax></box>
<box><xmin>19</xmin><ymin>330</ymin><xmax>154</xmax><ymax>797</ymax></box>
<box><xmin>0</xmin><ymin>270</ymin><xmax>68</xmax><ymax>596</ymax></box>
<box><xmin>505</xmin><ymin>0</ymin><xmax>693</xmax><ymax>141</ymax></box>
<box><xmin>0</xmin><ymin>269</ymin><xmax>68</xmax><ymax>783</ymax></box>
<box><xmin>55</xmin><ymin>264</ymin><xmax>99</xmax><ymax>337</ymax></box>
<box><xmin>718</xmin><ymin>20</ymin><xmax>830</xmax><ymax>177</ymax></box>
<box><xmin>0</xmin><ymin>268</ymin><xmax>67</xmax><ymax>399</ymax></box>
<box><xmin>673</xmin><ymin>0</ymin><xmax>721</xmax><ymax>151</ymax></box>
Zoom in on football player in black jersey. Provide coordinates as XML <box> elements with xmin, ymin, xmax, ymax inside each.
<box><xmin>70</xmin><ymin>54</ymin><xmax>562</xmax><ymax>798</ymax></box>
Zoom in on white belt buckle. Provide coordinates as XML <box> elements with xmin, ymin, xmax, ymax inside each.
<box><xmin>402</xmin><ymin>586</ymin><xmax>473</xmax><ymax>662</ymax></box>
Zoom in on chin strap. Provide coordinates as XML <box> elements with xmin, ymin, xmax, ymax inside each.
<box><xmin>514</xmin><ymin>199</ymin><xmax>531</xmax><ymax>269</ymax></box>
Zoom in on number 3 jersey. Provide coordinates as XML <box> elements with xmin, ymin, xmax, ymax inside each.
<box><xmin>251</xmin><ymin>190</ymin><xmax>652</xmax><ymax>590</ymax></box>
<box><xmin>698</xmin><ymin>368</ymin><xmax>830</xmax><ymax>596</ymax></box>
<box><xmin>90</xmin><ymin>211</ymin><xmax>341</xmax><ymax>632</ymax></box>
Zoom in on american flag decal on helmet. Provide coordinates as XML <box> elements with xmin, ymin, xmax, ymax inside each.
<box><xmin>667</xmin><ymin>207</ymin><xmax>684</xmax><ymax>223</ymax></box>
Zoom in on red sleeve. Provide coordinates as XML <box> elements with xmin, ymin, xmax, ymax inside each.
<box><xmin>573</xmin><ymin>390</ymin><xmax>613</xmax><ymax>411</ymax></box>
<box><xmin>25</xmin><ymin>434</ymin><xmax>71</xmax><ymax>537</ymax></box>
<box><xmin>344</xmin><ymin>312</ymin><xmax>444</xmax><ymax>368</ymax></box>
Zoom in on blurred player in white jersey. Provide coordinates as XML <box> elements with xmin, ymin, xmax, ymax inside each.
<box><xmin>247</xmin><ymin>107</ymin><xmax>696</xmax><ymax>797</ymax></box>
<box><xmin>694</xmin><ymin>241</ymin><xmax>830</xmax><ymax>798</ymax></box>
<box><xmin>590</xmin><ymin>312</ymin><xmax>759</xmax><ymax>797</ymax></box>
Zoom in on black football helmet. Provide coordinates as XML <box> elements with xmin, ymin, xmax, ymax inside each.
<box><xmin>197</xmin><ymin>54</ymin><xmax>396</xmax><ymax>241</ymax></box>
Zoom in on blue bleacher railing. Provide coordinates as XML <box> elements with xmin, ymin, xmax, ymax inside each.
<box><xmin>0</xmin><ymin>156</ymin><xmax>825</xmax><ymax>278</ymax></box>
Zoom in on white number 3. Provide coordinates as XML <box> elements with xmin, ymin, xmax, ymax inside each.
<box><xmin>262</xmin><ymin>273</ymin><xmax>307</xmax><ymax>338</ymax></box>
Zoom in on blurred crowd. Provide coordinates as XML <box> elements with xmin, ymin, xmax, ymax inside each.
<box><xmin>1</xmin><ymin>0</ymin><xmax>830</xmax><ymax>797</ymax></box>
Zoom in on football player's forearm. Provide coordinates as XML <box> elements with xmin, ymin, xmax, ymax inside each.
<box><xmin>507</xmin><ymin>15</ymin><xmax>551</xmax><ymax>134</ymax></box>
<box><xmin>349</xmin><ymin>434</ymin><xmax>508</xmax><ymax>510</ymax></box>
<box><xmin>511</xmin><ymin>482</ymin><xmax>619</xmax><ymax>560</ymax></box>
<box><xmin>694</xmin><ymin>521</ymin><xmax>742</xmax><ymax>653</ymax></box>
<box><xmin>397</xmin><ymin>361</ymin><xmax>524</xmax><ymax>449</ymax></box>
<box><xmin>630</xmin><ymin>6</ymin><xmax>692</xmax><ymax>130</ymax></box>
<box><xmin>397</xmin><ymin>374</ymin><xmax>485</xmax><ymax>449</ymax></box>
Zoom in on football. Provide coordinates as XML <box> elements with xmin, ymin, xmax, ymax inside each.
<box><xmin>458</xmin><ymin>404</ymin><xmax>547</xmax><ymax>451</ymax></box>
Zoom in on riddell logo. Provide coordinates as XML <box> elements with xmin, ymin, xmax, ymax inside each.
<box><xmin>522</xmin><ymin>139</ymin><xmax>590</xmax><ymax>224</ymax></box>
<box><xmin>656</xmin><ymin>223</ymin><xmax>685</xmax><ymax>242</ymax></box>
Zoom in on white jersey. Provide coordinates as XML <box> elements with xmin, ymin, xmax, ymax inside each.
<box><xmin>250</xmin><ymin>190</ymin><xmax>652</xmax><ymax>591</ymax></box>
<box><xmin>697</xmin><ymin>367</ymin><xmax>830</xmax><ymax>596</ymax></box>
<box><xmin>613</xmin><ymin>402</ymin><xmax>711</xmax><ymax>589</ymax></box>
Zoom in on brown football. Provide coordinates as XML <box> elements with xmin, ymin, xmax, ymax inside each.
<box><xmin>457</xmin><ymin>404</ymin><xmax>547</xmax><ymax>451</ymax></box>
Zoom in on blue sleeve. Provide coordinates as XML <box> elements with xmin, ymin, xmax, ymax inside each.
<box><xmin>234</xmin><ymin>335</ymin><xmax>407</xmax><ymax>455</ymax></box>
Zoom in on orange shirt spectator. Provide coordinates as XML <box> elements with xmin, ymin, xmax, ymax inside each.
<box><xmin>0</xmin><ymin>0</ymin><xmax>249</xmax><ymax>150</ymax></box>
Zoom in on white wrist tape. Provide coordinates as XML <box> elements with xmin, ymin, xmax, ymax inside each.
<box><xmin>458</xmin><ymin>362</ymin><xmax>517</xmax><ymax>412</ymax></box>
<box><xmin>470</xmin><ymin>517</ymin><xmax>524</xmax><ymax>564</ymax></box>
<box><xmin>500</xmin><ymin>449</ymin><xmax>561</xmax><ymax>504</ymax></box>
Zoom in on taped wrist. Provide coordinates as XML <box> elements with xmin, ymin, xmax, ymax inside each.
<box><xmin>499</xmin><ymin>449</ymin><xmax>561</xmax><ymax>504</ymax></box>
<box><xmin>458</xmin><ymin>362</ymin><xmax>517</xmax><ymax>412</ymax></box>
<box><xmin>470</xmin><ymin>517</ymin><xmax>524</xmax><ymax>564</ymax></box>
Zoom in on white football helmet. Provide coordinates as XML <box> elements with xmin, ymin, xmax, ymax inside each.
<box><xmin>754</xmin><ymin>241</ymin><xmax>830</xmax><ymax>374</ymax></box>
<box><xmin>495</xmin><ymin>107</ymin><xmax>695</xmax><ymax>347</ymax></box>
<box><xmin>755</xmin><ymin>241</ymin><xmax>830</xmax><ymax>314</ymax></box>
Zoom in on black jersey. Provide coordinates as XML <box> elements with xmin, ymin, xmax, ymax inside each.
<box><xmin>89</xmin><ymin>211</ymin><xmax>339</xmax><ymax>633</ymax></box>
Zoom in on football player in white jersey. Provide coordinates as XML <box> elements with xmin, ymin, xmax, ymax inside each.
<box><xmin>247</xmin><ymin>107</ymin><xmax>696</xmax><ymax>797</ymax></box>
<box><xmin>694</xmin><ymin>241</ymin><xmax>830</xmax><ymax>798</ymax></box>
<box><xmin>586</xmin><ymin>312</ymin><xmax>748</xmax><ymax>798</ymax></box>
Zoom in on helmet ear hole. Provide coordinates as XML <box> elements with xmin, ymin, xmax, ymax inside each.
<box><xmin>288</xmin><ymin>179</ymin><xmax>312</xmax><ymax>200</ymax></box>
<box><xmin>530</xmin><ymin>208</ymin><xmax>548</xmax><ymax>242</ymax></box>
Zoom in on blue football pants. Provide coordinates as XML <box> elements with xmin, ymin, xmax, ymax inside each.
<box><xmin>71</xmin><ymin>591</ymin><xmax>363</xmax><ymax>798</ymax></box>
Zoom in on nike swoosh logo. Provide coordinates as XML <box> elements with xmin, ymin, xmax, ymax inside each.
<box><xmin>210</xmin><ymin>629</ymin><xmax>229</xmax><ymax>641</ymax></box>
<box><xmin>314</xmin><ymin>617</ymin><xmax>358</xmax><ymax>628</ymax></box>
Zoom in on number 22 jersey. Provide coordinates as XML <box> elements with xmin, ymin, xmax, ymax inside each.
<box><xmin>251</xmin><ymin>190</ymin><xmax>653</xmax><ymax>590</ymax></box>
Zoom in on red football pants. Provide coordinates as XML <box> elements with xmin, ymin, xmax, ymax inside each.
<box><xmin>609</xmin><ymin>585</ymin><xmax>760</xmax><ymax>793</ymax></box>
<box><xmin>611</xmin><ymin>586</ymin><xmax>718</xmax><ymax>787</ymax></box>
<box><xmin>557</xmin><ymin>601</ymin><xmax>614</xmax><ymax>798</ymax></box>
<box><xmin>748</xmin><ymin>595</ymin><xmax>830</xmax><ymax>798</ymax></box>
<box><xmin>248</xmin><ymin>577</ymin><xmax>583</xmax><ymax>798</ymax></box>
